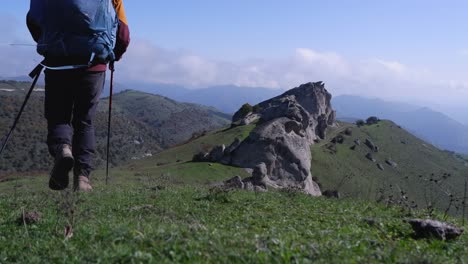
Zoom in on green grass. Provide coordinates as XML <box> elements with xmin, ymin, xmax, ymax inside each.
<box><xmin>312</xmin><ymin>121</ymin><xmax>468</xmax><ymax>216</ymax></box>
<box><xmin>1</xmin><ymin>122</ymin><xmax>467</xmax><ymax>262</ymax></box>
<box><xmin>0</xmin><ymin>176</ymin><xmax>467</xmax><ymax>263</ymax></box>
<box><xmin>117</xmin><ymin>125</ymin><xmax>256</xmax><ymax>185</ymax></box>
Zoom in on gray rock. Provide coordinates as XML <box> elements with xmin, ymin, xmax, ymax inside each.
<box><xmin>385</xmin><ymin>159</ymin><xmax>398</xmax><ymax>168</ymax></box>
<box><xmin>241</xmin><ymin>113</ymin><xmax>261</xmax><ymax>126</ymax></box>
<box><xmin>254</xmin><ymin>185</ymin><xmax>268</xmax><ymax>192</ymax></box>
<box><xmin>331</xmin><ymin>135</ymin><xmax>345</xmax><ymax>144</ymax></box>
<box><xmin>366</xmin><ymin>153</ymin><xmax>376</xmax><ymax>162</ymax></box>
<box><xmin>220</xmin><ymin>139</ymin><xmax>242</xmax><ymax>164</ymax></box>
<box><xmin>16</xmin><ymin>211</ymin><xmax>41</xmax><ymax>226</ymax></box>
<box><xmin>208</xmin><ymin>145</ymin><xmax>225</xmax><ymax>162</ymax></box>
<box><xmin>322</xmin><ymin>190</ymin><xmax>340</xmax><ymax>198</ymax></box>
<box><xmin>377</xmin><ymin>163</ymin><xmax>384</xmax><ymax>171</ymax></box>
<box><xmin>408</xmin><ymin>219</ymin><xmax>464</xmax><ymax>240</ymax></box>
<box><xmin>243</xmin><ymin>180</ymin><xmax>255</xmax><ymax>191</ymax></box>
<box><xmin>365</xmin><ymin>139</ymin><xmax>379</xmax><ymax>152</ymax></box>
<box><xmin>192</xmin><ymin>152</ymin><xmax>209</xmax><ymax>162</ymax></box>
<box><xmin>223</xmin><ymin>176</ymin><xmax>244</xmax><ymax>189</ymax></box>
<box><xmin>252</xmin><ymin>163</ymin><xmax>267</xmax><ymax>179</ymax></box>
<box><xmin>344</xmin><ymin>128</ymin><xmax>353</xmax><ymax>136</ymax></box>
<box><xmin>224</xmin><ymin>138</ymin><xmax>241</xmax><ymax>155</ymax></box>
<box><xmin>228</xmin><ymin>82</ymin><xmax>334</xmax><ymax>196</ymax></box>
<box><xmin>354</xmin><ymin>139</ymin><xmax>361</xmax><ymax>146</ymax></box>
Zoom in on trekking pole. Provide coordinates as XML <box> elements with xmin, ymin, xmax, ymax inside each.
<box><xmin>0</xmin><ymin>63</ymin><xmax>44</xmax><ymax>158</ymax></box>
<box><xmin>463</xmin><ymin>180</ymin><xmax>467</xmax><ymax>226</ymax></box>
<box><xmin>105</xmin><ymin>61</ymin><xmax>115</xmax><ymax>185</ymax></box>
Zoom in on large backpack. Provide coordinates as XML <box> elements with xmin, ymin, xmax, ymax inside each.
<box><xmin>29</xmin><ymin>0</ymin><xmax>118</xmax><ymax>64</ymax></box>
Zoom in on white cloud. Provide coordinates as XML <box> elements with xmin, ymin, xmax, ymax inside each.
<box><xmin>1</xmin><ymin>27</ymin><xmax>467</xmax><ymax>105</ymax></box>
<box><xmin>81</xmin><ymin>40</ymin><xmax>468</xmax><ymax>104</ymax></box>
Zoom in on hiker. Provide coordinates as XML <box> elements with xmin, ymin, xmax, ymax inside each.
<box><xmin>26</xmin><ymin>1</ymin><xmax>130</xmax><ymax>191</ymax></box>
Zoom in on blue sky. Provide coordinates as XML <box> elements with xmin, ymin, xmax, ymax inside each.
<box><xmin>1</xmin><ymin>1</ymin><xmax>468</xmax><ymax>113</ymax></box>
<box><xmin>4</xmin><ymin>1</ymin><xmax>468</xmax><ymax>62</ymax></box>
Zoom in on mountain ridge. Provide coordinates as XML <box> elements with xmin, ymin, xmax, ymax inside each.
<box><xmin>333</xmin><ymin>95</ymin><xmax>468</xmax><ymax>154</ymax></box>
<box><xmin>0</xmin><ymin>82</ymin><xmax>230</xmax><ymax>173</ymax></box>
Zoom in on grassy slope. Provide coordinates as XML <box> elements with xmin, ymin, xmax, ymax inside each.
<box><xmin>0</xmin><ymin>177</ymin><xmax>466</xmax><ymax>263</ymax></box>
<box><xmin>312</xmin><ymin>121</ymin><xmax>468</xmax><ymax>216</ymax></box>
<box><xmin>120</xmin><ymin>125</ymin><xmax>256</xmax><ymax>185</ymax></box>
<box><xmin>100</xmin><ymin>90</ymin><xmax>231</xmax><ymax>148</ymax></box>
<box><xmin>1</xmin><ymin>123</ymin><xmax>467</xmax><ymax>262</ymax></box>
<box><xmin>123</xmin><ymin>119</ymin><xmax>468</xmax><ymax>216</ymax></box>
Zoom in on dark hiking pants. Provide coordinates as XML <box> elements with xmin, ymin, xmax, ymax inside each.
<box><xmin>44</xmin><ymin>70</ymin><xmax>105</xmax><ymax>178</ymax></box>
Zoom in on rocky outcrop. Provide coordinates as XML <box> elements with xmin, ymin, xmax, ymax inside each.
<box><xmin>200</xmin><ymin>82</ymin><xmax>335</xmax><ymax>196</ymax></box>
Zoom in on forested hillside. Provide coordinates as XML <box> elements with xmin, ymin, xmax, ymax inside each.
<box><xmin>0</xmin><ymin>81</ymin><xmax>230</xmax><ymax>174</ymax></box>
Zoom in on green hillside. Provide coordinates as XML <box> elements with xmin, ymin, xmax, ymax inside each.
<box><xmin>116</xmin><ymin>120</ymin><xmax>468</xmax><ymax>217</ymax></box>
<box><xmin>311</xmin><ymin>120</ymin><xmax>468</xmax><ymax>216</ymax></box>
<box><xmin>102</xmin><ymin>90</ymin><xmax>231</xmax><ymax>148</ymax></box>
<box><xmin>1</xmin><ymin>101</ymin><xmax>467</xmax><ymax>262</ymax></box>
<box><xmin>121</xmin><ymin>124</ymin><xmax>256</xmax><ymax>185</ymax></box>
<box><xmin>0</xmin><ymin>82</ymin><xmax>230</xmax><ymax>174</ymax></box>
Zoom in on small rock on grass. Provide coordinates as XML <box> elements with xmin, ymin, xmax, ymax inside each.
<box><xmin>408</xmin><ymin>219</ymin><xmax>464</xmax><ymax>240</ymax></box>
<box><xmin>16</xmin><ymin>211</ymin><xmax>41</xmax><ymax>226</ymax></box>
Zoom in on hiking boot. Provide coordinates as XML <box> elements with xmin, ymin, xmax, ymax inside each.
<box><xmin>49</xmin><ymin>144</ymin><xmax>74</xmax><ymax>190</ymax></box>
<box><xmin>74</xmin><ymin>176</ymin><xmax>93</xmax><ymax>192</ymax></box>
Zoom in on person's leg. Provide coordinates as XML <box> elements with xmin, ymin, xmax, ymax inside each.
<box><xmin>71</xmin><ymin>71</ymin><xmax>105</xmax><ymax>190</ymax></box>
<box><xmin>44</xmin><ymin>70</ymin><xmax>75</xmax><ymax>190</ymax></box>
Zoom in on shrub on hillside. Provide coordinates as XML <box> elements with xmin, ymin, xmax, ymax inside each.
<box><xmin>366</xmin><ymin>116</ymin><xmax>380</xmax><ymax>125</ymax></box>
<box><xmin>356</xmin><ymin>120</ymin><xmax>365</xmax><ymax>127</ymax></box>
<box><xmin>239</xmin><ymin>103</ymin><xmax>253</xmax><ymax>116</ymax></box>
<box><xmin>253</xmin><ymin>104</ymin><xmax>262</xmax><ymax>113</ymax></box>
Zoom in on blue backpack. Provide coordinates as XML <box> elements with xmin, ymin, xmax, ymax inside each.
<box><xmin>29</xmin><ymin>0</ymin><xmax>118</xmax><ymax>64</ymax></box>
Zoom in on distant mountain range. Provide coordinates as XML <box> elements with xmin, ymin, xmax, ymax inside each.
<box><xmin>332</xmin><ymin>95</ymin><xmax>468</xmax><ymax>154</ymax></box>
<box><xmin>109</xmin><ymin>82</ymin><xmax>468</xmax><ymax>154</ymax></box>
<box><xmin>3</xmin><ymin>77</ymin><xmax>468</xmax><ymax>154</ymax></box>
<box><xmin>107</xmin><ymin>81</ymin><xmax>282</xmax><ymax>114</ymax></box>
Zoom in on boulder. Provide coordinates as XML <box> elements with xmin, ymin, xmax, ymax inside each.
<box><xmin>322</xmin><ymin>190</ymin><xmax>340</xmax><ymax>198</ymax></box>
<box><xmin>344</xmin><ymin>128</ymin><xmax>353</xmax><ymax>136</ymax></box>
<box><xmin>198</xmin><ymin>82</ymin><xmax>335</xmax><ymax>195</ymax></box>
<box><xmin>192</xmin><ymin>152</ymin><xmax>209</xmax><ymax>162</ymax></box>
<box><xmin>223</xmin><ymin>176</ymin><xmax>244</xmax><ymax>189</ymax></box>
<box><xmin>16</xmin><ymin>211</ymin><xmax>41</xmax><ymax>226</ymax></box>
<box><xmin>377</xmin><ymin>163</ymin><xmax>385</xmax><ymax>171</ymax></box>
<box><xmin>331</xmin><ymin>135</ymin><xmax>345</xmax><ymax>144</ymax></box>
<box><xmin>242</xmin><ymin>179</ymin><xmax>255</xmax><ymax>191</ymax></box>
<box><xmin>366</xmin><ymin>153</ymin><xmax>376</xmax><ymax>162</ymax></box>
<box><xmin>208</xmin><ymin>145</ymin><xmax>225</xmax><ymax>162</ymax></box>
<box><xmin>385</xmin><ymin>159</ymin><xmax>398</xmax><ymax>168</ymax></box>
<box><xmin>408</xmin><ymin>219</ymin><xmax>464</xmax><ymax>240</ymax></box>
<box><xmin>225</xmin><ymin>138</ymin><xmax>241</xmax><ymax>155</ymax></box>
<box><xmin>365</xmin><ymin>138</ymin><xmax>379</xmax><ymax>152</ymax></box>
<box><xmin>228</xmin><ymin>82</ymin><xmax>335</xmax><ymax>196</ymax></box>
<box><xmin>354</xmin><ymin>139</ymin><xmax>361</xmax><ymax>146</ymax></box>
